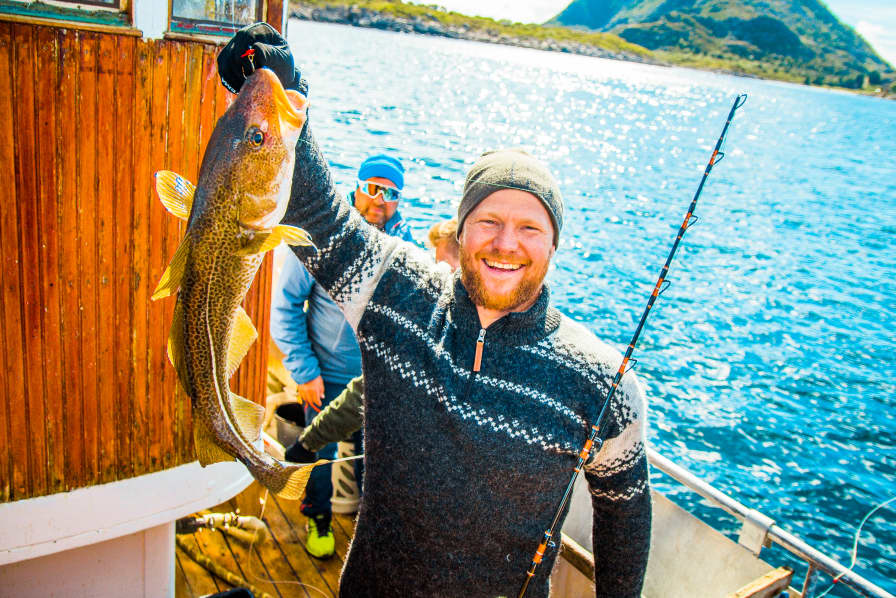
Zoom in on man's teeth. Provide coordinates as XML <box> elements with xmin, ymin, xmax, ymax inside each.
<box><xmin>484</xmin><ymin>259</ymin><xmax>522</xmax><ymax>271</ymax></box>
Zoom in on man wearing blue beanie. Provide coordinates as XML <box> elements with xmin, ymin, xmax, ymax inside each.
<box><xmin>270</xmin><ymin>153</ymin><xmax>414</xmax><ymax>559</ymax></box>
<box><xmin>353</xmin><ymin>154</ymin><xmax>408</xmax><ymax>231</ymax></box>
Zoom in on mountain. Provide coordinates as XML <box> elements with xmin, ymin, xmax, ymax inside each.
<box><xmin>549</xmin><ymin>0</ymin><xmax>894</xmax><ymax>88</ymax></box>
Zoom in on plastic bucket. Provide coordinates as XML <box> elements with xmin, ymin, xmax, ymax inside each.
<box><xmin>331</xmin><ymin>440</ymin><xmax>361</xmax><ymax>514</ymax></box>
<box><xmin>273</xmin><ymin>403</ymin><xmax>305</xmax><ymax>448</ymax></box>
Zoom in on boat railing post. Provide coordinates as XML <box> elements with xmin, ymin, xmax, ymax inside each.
<box><xmin>801</xmin><ymin>563</ymin><xmax>821</xmax><ymax>598</ymax></box>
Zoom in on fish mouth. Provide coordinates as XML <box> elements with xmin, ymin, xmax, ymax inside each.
<box><xmin>244</xmin><ymin>68</ymin><xmax>306</xmax><ymax>130</ymax></box>
<box><xmin>276</xmin><ymin>88</ymin><xmax>305</xmax><ymax>130</ymax></box>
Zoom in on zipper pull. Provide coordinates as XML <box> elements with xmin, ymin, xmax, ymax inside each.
<box><xmin>473</xmin><ymin>328</ymin><xmax>486</xmax><ymax>372</ymax></box>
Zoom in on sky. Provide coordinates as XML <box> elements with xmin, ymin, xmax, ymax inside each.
<box><xmin>430</xmin><ymin>0</ymin><xmax>896</xmax><ymax>67</ymax></box>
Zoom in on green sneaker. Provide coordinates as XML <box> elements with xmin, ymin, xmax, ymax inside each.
<box><xmin>305</xmin><ymin>513</ymin><xmax>335</xmax><ymax>559</ymax></box>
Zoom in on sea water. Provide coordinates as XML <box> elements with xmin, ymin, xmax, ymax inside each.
<box><xmin>287</xmin><ymin>20</ymin><xmax>896</xmax><ymax>593</ymax></box>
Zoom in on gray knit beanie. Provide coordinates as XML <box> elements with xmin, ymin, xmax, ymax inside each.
<box><xmin>457</xmin><ymin>149</ymin><xmax>563</xmax><ymax>247</ymax></box>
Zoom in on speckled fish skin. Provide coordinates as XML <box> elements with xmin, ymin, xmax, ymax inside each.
<box><xmin>176</xmin><ymin>68</ymin><xmax>306</xmax><ymax>496</ymax></box>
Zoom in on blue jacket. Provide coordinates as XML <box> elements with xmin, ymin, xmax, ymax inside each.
<box><xmin>271</xmin><ymin>196</ymin><xmax>415</xmax><ymax>386</ymax></box>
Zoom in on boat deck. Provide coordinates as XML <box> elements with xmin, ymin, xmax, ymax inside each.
<box><xmin>175</xmin><ymin>482</ymin><xmax>354</xmax><ymax>598</ymax></box>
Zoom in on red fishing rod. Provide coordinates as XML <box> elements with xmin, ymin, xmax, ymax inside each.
<box><xmin>517</xmin><ymin>93</ymin><xmax>748</xmax><ymax>598</ymax></box>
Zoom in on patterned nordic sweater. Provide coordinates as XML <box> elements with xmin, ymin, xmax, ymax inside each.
<box><xmin>284</xmin><ymin>125</ymin><xmax>651</xmax><ymax>598</ymax></box>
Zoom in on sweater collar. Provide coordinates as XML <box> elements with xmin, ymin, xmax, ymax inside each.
<box><xmin>449</xmin><ymin>272</ymin><xmax>561</xmax><ymax>346</ymax></box>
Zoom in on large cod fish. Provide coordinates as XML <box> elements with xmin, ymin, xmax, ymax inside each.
<box><xmin>152</xmin><ymin>68</ymin><xmax>317</xmax><ymax>499</ymax></box>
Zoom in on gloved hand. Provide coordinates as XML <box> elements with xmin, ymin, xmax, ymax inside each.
<box><xmin>285</xmin><ymin>439</ymin><xmax>317</xmax><ymax>464</ymax></box>
<box><xmin>217</xmin><ymin>22</ymin><xmax>308</xmax><ymax>95</ymax></box>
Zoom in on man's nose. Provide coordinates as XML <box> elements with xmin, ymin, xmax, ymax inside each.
<box><xmin>491</xmin><ymin>225</ymin><xmax>518</xmax><ymax>253</ymax></box>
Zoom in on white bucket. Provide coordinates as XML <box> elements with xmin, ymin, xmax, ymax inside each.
<box><xmin>331</xmin><ymin>440</ymin><xmax>360</xmax><ymax>514</ymax></box>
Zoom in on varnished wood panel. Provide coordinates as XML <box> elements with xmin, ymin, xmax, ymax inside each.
<box><xmin>36</xmin><ymin>25</ymin><xmax>64</xmax><ymax>494</ymax></box>
<box><xmin>0</xmin><ymin>21</ymin><xmax>25</xmax><ymax>502</ymax></box>
<box><xmin>78</xmin><ymin>31</ymin><xmax>100</xmax><ymax>485</ymax></box>
<box><xmin>114</xmin><ymin>35</ymin><xmax>136</xmax><ymax>481</ymax></box>
<box><xmin>0</xmin><ymin>24</ymin><xmax>274</xmax><ymax>502</ymax></box>
<box><xmin>147</xmin><ymin>39</ymin><xmax>169</xmax><ymax>472</ymax></box>
<box><xmin>57</xmin><ymin>30</ymin><xmax>84</xmax><ymax>489</ymax></box>
<box><xmin>113</xmin><ymin>39</ymin><xmax>137</xmax><ymax>475</ymax></box>
<box><xmin>96</xmin><ymin>32</ymin><xmax>117</xmax><ymax>484</ymax></box>
<box><xmin>13</xmin><ymin>23</ymin><xmax>48</xmax><ymax>498</ymax></box>
<box><xmin>0</xmin><ymin>23</ymin><xmax>10</xmax><ymax>498</ymax></box>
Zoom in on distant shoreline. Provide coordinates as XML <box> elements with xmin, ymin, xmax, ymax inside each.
<box><xmin>290</xmin><ymin>2</ymin><xmax>895</xmax><ymax>101</ymax></box>
<box><xmin>290</xmin><ymin>3</ymin><xmax>657</xmax><ymax>65</ymax></box>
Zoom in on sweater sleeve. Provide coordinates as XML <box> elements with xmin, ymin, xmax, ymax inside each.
<box><xmin>300</xmin><ymin>375</ymin><xmax>365</xmax><ymax>452</ymax></box>
<box><xmin>583</xmin><ymin>372</ymin><xmax>651</xmax><ymax>598</ymax></box>
<box><xmin>281</xmin><ymin>122</ymin><xmax>416</xmax><ymax>331</ymax></box>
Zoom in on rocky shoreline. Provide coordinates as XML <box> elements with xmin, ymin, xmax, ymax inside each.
<box><xmin>289</xmin><ymin>3</ymin><xmax>895</xmax><ymax>98</ymax></box>
<box><xmin>289</xmin><ymin>3</ymin><xmax>657</xmax><ymax>65</ymax></box>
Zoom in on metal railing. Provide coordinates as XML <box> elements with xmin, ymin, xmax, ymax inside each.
<box><xmin>646</xmin><ymin>448</ymin><xmax>895</xmax><ymax>598</ymax></box>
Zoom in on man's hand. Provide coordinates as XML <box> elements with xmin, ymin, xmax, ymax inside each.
<box><xmin>284</xmin><ymin>439</ymin><xmax>317</xmax><ymax>464</ymax></box>
<box><xmin>297</xmin><ymin>375</ymin><xmax>324</xmax><ymax>412</ymax></box>
<box><xmin>217</xmin><ymin>22</ymin><xmax>307</xmax><ymax>94</ymax></box>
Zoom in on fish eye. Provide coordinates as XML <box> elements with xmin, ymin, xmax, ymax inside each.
<box><xmin>247</xmin><ymin>127</ymin><xmax>265</xmax><ymax>147</ymax></box>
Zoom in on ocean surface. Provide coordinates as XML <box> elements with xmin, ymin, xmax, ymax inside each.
<box><xmin>286</xmin><ymin>20</ymin><xmax>896</xmax><ymax>593</ymax></box>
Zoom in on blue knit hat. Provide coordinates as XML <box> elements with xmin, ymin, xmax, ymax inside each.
<box><xmin>357</xmin><ymin>154</ymin><xmax>405</xmax><ymax>191</ymax></box>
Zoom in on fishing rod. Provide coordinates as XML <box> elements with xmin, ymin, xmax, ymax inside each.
<box><xmin>517</xmin><ymin>93</ymin><xmax>748</xmax><ymax>598</ymax></box>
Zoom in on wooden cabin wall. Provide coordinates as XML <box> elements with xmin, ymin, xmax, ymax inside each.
<box><xmin>0</xmin><ymin>21</ymin><xmax>273</xmax><ymax>503</ymax></box>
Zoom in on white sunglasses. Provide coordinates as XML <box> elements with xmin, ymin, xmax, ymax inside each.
<box><xmin>358</xmin><ymin>179</ymin><xmax>400</xmax><ymax>203</ymax></box>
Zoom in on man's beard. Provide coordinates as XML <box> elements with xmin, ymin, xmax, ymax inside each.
<box><xmin>460</xmin><ymin>247</ymin><xmax>548</xmax><ymax>312</ymax></box>
<box><xmin>361</xmin><ymin>209</ymin><xmax>387</xmax><ymax>229</ymax></box>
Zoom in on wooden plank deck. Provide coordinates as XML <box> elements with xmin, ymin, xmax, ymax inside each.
<box><xmin>175</xmin><ymin>482</ymin><xmax>355</xmax><ymax>598</ymax></box>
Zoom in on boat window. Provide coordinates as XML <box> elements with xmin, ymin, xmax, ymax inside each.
<box><xmin>170</xmin><ymin>0</ymin><xmax>263</xmax><ymax>37</ymax></box>
<box><xmin>0</xmin><ymin>0</ymin><xmax>129</xmax><ymax>28</ymax></box>
<box><xmin>55</xmin><ymin>0</ymin><xmax>120</xmax><ymax>6</ymax></box>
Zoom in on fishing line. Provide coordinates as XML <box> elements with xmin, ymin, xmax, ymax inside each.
<box><xmin>816</xmin><ymin>495</ymin><xmax>896</xmax><ymax>598</ymax></box>
<box><xmin>231</xmin><ymin>486</ymin><xmax>332</xmax><ymax>598</ymax></box>
<box><xmin>239</xmin><ymin>457</ymin><xmax>365</xmax><ymax>597</ymax></box>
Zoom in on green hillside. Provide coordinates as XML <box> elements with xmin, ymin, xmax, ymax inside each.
<box><xmin>549</xmin><ymin>0</ymin><xmax>894</xmax><ymax>89</ymax></box>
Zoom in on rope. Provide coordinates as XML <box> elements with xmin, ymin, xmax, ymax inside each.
<box><xmin>177</xmin><ymin>485</ymin><xmax>334</xmax><ymax>598</ymax></box>
<box><xmin>816</xmin><ymin>495</ymin><xmax>896</xmax><ymax>597</ymax></box>
<box><xmin>176</xmin><ymin>535</ymin><xmax>275</xmax><ymax>598</ymax></box>
<box><xmin>241</xmin><ymin>488</ymin><xmax>332</xmax><ymax>598</ymax></box>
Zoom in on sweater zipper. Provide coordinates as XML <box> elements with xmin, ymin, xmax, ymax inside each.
<box><xmin>463</xmin><ymin>328</ymin><xmax>487</xmax><ymax>402</ymax></box>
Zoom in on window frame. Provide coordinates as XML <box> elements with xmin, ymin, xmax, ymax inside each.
<box><xmin>168</xmin><ymin>0</ymin><xmax>264</xmax><ymax>38</ymax></box>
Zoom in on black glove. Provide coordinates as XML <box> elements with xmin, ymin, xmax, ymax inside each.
<box><xmin>284</xmin><ymin>439</ymin><xmax>316</xmax><ymax>464</ymax></box>
<box><xmin>217</xmin><ymin>22</ymin><xmax>307</xmax><ymax>95</ymax></box>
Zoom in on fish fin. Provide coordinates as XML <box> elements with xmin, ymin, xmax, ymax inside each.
<box><xmin>276</xmin><ymin>225</ymin><xmax>315</xmax><ymax>248</ymax></box>
<box><xmin>193</xmin><ymin>418</ymin><xmax>236</xmax><ymax>466</ymax></box>
<box><xmin>228</xmin><ymin>392</ymin><xmax>265</xmax><ymax>443</ymax></box>
<box><xmin>226</xmin><ymin>306</ymin><xmax>258</xmax><ymax>379</ymax></box>
<box><xmin>154</xmin><ymin>170</ymin><xmax>195</xmax><ymax>220</ymax></box>
<box><xmin>234</xmin><ymin>225</ymin><xmax>314</xmax><ymax>257</ymax></box>
<box><xmin>235</xmin><ymin>231</ymin><xmax>277</xmax><ymax>257</ymax></box>
<box><xmin>152</xmin><ymin>237</ymin><xmax>190</xmax><ymax>300</ymax></box>
<box><xmin>167</xmin><ymin>299</ymin><xmax>191</xmax><ymax>394</ymax></box>
<box><xmin>273</xmin><ymin>459</ymin><xmax>329</xmax><ymax>500</ymax></box>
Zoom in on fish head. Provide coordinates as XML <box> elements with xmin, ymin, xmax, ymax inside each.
<box><xmin>198</xmin><ymin>67</ymin><xmax>307</xmax><ymax>232</ymax></box>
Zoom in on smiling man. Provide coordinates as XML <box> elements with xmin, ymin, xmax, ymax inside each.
<box><xmin>220</xmin><ymin>27</ymin><xmax>650</xmax><ymax>598</ymax></box>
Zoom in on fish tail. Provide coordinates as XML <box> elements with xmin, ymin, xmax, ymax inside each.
<box><xmin>261</xmin><ymin>459</ymin><xmax>329</xmax><ymax>500</ymax></box>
